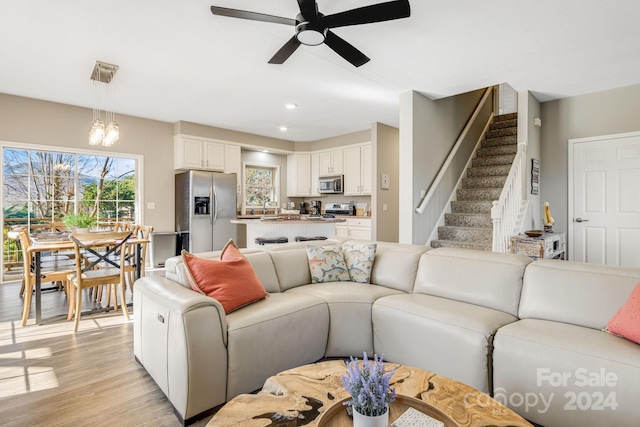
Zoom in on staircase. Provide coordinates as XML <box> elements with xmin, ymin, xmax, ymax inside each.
<box><xmin>431</xmin><ymin>113</ymin><xmax>518</xmax><ymax>251</ymax></box>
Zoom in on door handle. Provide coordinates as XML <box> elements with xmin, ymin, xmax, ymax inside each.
<box><xmin>575</xmin><ymin>218</ymin><xmax>589</xmax><ymax>222</ymax></box>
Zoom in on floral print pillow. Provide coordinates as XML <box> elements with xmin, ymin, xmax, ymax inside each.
<box><xmin>306</xmin><ymin>245</ymin><xmax>350</xmax><ymax>283</ymax></box>
<box><xmin>342</xmin><ymin>242</ymin><xmax>377</xmax><ymax>283</ymax></box>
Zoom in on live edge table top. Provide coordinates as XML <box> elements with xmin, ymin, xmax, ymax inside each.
<box><xmin>208</xmin><ymin>360</ymin><xmax>532</xmax><ymax>427</ymax></box>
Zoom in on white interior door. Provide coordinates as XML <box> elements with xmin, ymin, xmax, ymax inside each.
<box><xmin>570</xmin><ymin>132</ymin><xmax>640</xmax><ymax>266</ymax></box>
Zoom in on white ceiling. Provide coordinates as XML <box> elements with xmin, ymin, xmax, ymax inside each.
<box><xmin>1</xmin><ymin>0</ymin><xmax>640</xmax><ymax>142</ymax></box>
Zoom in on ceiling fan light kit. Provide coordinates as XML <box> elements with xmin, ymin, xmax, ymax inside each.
<box><xmin>210</xmin><ymin>0</ymin><xmax>411</xmax><ymax>67</ymax></box>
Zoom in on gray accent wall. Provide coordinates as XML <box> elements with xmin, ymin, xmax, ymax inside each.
<box><xmin>540</xmin><ymin>83</ymin><xmax>640</xmax><ymax>248</ymax></box>
<box><xmin>372</xmin><ymin>123</ymin><xmax>399</xmax><ymax>242</ymax></box>
<box><xmin>399</xmin><ymin>89</ymin><xmax>486</xmax><ymax>245</ymax></box>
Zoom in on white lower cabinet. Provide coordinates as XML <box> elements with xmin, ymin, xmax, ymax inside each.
<box><xmin>336</xmin><ymin>218</ymin><xmax>371</xmax><ymax>240</ymax></box>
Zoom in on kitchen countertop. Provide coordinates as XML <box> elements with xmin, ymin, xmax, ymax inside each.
<box><xmin>232</xmin><ymin>217</ymin><xmax>346</xmax><ymax>224</ymax></box>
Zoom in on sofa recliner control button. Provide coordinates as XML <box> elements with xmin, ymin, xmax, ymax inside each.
<box><xmin>157</xmin><ymin>314</ymin><xmax>165</xmax><ymax>323</ymax></box>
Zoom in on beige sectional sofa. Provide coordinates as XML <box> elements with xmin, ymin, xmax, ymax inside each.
<box><xmin>133</xmin><ymin>240</ymin><xmax>640</xmax><ymax>427</ymax></box>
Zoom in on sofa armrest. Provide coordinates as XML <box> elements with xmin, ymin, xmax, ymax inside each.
<box><xmin>133</xmin><ymin>276</ymin><xmax>228</xmax><ymax>421</ymax></box>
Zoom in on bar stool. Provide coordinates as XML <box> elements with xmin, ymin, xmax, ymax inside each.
<box><xmin>255</xmin><ymin>237</ymin><xmax>288</xmax><ymax>245</ymax></box>
<box><xmin>294</xmin><ymin>236</ymin><xmax>328</xmax><ymax>242</ymax></box>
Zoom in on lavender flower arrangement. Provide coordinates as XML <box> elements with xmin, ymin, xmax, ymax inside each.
<box><xmin>341</xmin><ymin>352</ymin><xmax>397</xmax><ymax>416</ymax></box>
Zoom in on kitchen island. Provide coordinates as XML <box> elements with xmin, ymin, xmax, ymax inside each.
<box><xmin>232</xmin><ymin>217</ymin><xmax>345</xmax><ymax>248</ymax></box>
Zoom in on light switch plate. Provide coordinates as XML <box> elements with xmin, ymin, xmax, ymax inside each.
<box><xmin>381</xmin><ymin>172</ymin><xmax>390</xmax><ymax>189</ymax></box>
<box><xmin>147</xmin><ymin>202</ymin><xmax>156</xmax><ymax>209</ymax></box>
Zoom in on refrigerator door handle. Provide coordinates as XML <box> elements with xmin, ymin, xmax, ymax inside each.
<box><xmin>212</xmin><ymin>186</ymin><xmax>218</xmax><ymax>225</ymax></box>
<box><xmin>209</xmin><ymin>188</ymin><xmax>214</xmax><ymax>225</ymax></box>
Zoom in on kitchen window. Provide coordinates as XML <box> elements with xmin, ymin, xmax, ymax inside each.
<box><xmin>244</xmin><ymin>163</ymin><xmax>279</xmax><ymax>209</ymax></box>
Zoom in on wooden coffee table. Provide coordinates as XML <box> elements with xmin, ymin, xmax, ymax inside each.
<box><xmin>208</xmin><ymin>360</ymin><xmax>532</xmax><ymax>427</ymax></box>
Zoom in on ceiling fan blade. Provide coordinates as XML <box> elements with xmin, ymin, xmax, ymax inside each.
<box><xmin>210</xmin><ymin>6</ymin><xmax>297</xmax><ymax>26</ymax></box>
<box><xmin>322</xmin><ymin>0</ymin><xmax>411</xmax><ymax>29</ymax></box>
<box><xmin>296</xmin><ymin>0</ymin><xmax>319</xmax><ymax>21</ymax></box>
<box><xmin>268</xmin><ymin>36</ymin><xmax>302</xmax><ymax>64</ymax></box>
<box><xmin>324</xmin><ymin>31</ymin><xmax>370</xmax><ymax>67</ymax></box>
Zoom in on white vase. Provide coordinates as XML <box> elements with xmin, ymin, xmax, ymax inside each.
<box><xmin>353</xmin><ymin>407</ymin><xmax>389</xmax><ymax>427</ymax></box>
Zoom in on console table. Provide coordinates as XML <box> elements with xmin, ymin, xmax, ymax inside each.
<box><xmin>510</xmin><ymin>232</ymin><xmax>565</xmax><ymax>260</ymax></box>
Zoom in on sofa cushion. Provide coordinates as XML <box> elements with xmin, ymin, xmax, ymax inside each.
<box><xmin>165</xmin><ymin>248</ymin><xmax>279</xmax><ymax>292</ymax></box>
<box><xmin>368</xmin><ymin>242</ymin><xmax>430</xmax><ymax>293</ymax></box>
<box><xmin>519</xmin><ymin>260</ymin><xmax>640</xmax><ymax>329</ymax></box>
<box><xmin>414</xmin><ymin>247</ymin><xmax>531</xmax><ymax>316</ymax></box>
<box><xmin>182</xmin><ymin>243</ymin><xmax>267</xmax><ymax>313</ymax></box>
<box><xmin>225</xmin><ymin>293</ymin><xmax>329</xmax><ymax>399</ymax></box>
<box><xmin>373</xmin><ymin>293</ymin><xmax>518</xmax><ymax>392</ymax></box>
<box><xmin>494</xmin><ymin>319</ymin><xmax>640</xmax><ymax>427</ymax></box>
<box><xmin>306</xmin><ymin>245</ymin><xmax>350</xmax><ymax>283</ymax></box>
<box><xmin>287</xmin><ymin>282</ymin><xmax>403</xmax><ymax>357</ymax></box>
<box><xmin>608</xmin><ymin>282</ymin><xmax>640</xmax><ymax>344</ymax></box>
<box><xmin>342</xmin><ymin>241</ymin><xmax>377</xmax><ymax>283</ymax></box>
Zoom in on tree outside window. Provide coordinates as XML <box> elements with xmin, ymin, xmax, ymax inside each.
<box><xmin>245</xmin><ymin>165</ymin><xmax>276</xmax><ymax>208</ymax></box>
<box><xmin>2</xmin><ymin>147</ymin><xmax>139</xmax><ymax>280</ymax></box>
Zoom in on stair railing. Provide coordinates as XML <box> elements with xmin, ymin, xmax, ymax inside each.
<box><xmin>491</xmin><ymin>142</ymin><xmax>526</xmax><ymax>252</ymax></box>
<box><xmin>415</xmin><ymin>87</ymin><xmax>493</xmax><ymax>214</ymax></box>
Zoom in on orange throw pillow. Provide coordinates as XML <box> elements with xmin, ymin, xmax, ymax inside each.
<box><xmin>608</xmin><ymin>282</ymin><xmax>640</xmax><ymax>344</ymax></box>
<box><xmin>182</xmin><ymin>240</ymin><xmax>267</xmax><ymax>314</ymax></box>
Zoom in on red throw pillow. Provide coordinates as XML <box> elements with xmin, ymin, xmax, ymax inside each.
<box><xmin>182</xmin><ymin>240</ymin><xmax>267</xmax><ymax>314</ymax></box>
<box><xmin>608</xmin><ymin>282</ymin><xmax>640</xmax><ymax>344</ymax></box>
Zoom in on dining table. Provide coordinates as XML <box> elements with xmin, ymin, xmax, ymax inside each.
<box><xmin>27</xmin><ymin>231</ymin><xmax>149</xmax><ymax>325</ymax></box>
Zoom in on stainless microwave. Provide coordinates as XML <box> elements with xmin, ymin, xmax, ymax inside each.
<box><xmin>319</xmin><ymin>175</ymin><xmax>343</xmax><ymax>194</ymax></box>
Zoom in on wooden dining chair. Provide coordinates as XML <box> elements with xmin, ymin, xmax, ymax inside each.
<box><xmin>15</xmin><ymin>229</ymin><xmax>76</xmax><ymax>326</ymax></box>
<box><xmin>67</xmin><ymin>231</ymin><xmax>132</xmax><ymax>332</ymax></box>
<box><xmin>125</xmin><ymin>224</ymin><xmax>153</xmax><ymax>291</ymax></box>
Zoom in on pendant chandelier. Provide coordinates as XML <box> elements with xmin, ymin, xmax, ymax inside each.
<box><xmin>89</xmin><ymin>61</ymin><xmax>119</xmax><ymax>146</ymax></box>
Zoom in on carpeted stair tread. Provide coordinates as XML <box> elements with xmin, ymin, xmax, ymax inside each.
<box><xmin>431</xmin><ymin>239</ymin><xmax>492</xmax><ymax>251</ymax></box>
<box><xmin>466</xmin><ymin>164</ymin><xmax>511</xmax><ymax>177</ymax></box>
<box><xmin>451</xmin><ymin>201</ymin><xmax>493</xmax><ymax>214</ymax></box>
<box><xmin>490</xmin><ymin>119</ymin><xmax>518</xmax><ymax>130</ymax></box>
<box><xmin>494</xmin><ymin>113</ymin><xmax>518</xmax><ymax>122</ymax></box>
<box><xmin>445</xmin><ymin>213</ymin><xmax>493</xmax><ymax>228</ymax></box>
<box><xmin>482</xmin><ymin>135</ymin><xmax>517</xmax><ymax>148</ymax></box>
<box><xmin>457</xmin><ymin>188</ymin><xmax>502</xmax><ymax>201</ymax></box>
<box><xmin>462</xmin><ymin>175</ymin><xmax>508</xmax><ymax>189</ymax></box>
<box><xmin>486</xmin><ymin>127</ymin><xmax>517</xmax><ymax>138</ymax></box>
<box><xmin>477</xmin><ymin>144</ymin><xmax>518</xmax><ymax>157</ymax></box>
<box><xmin>437</xmin><ymin>225</ymin><xmax>493</xmax><ymax>242</ymax></box>
<box><xmin>472</xmin><ymin>154</ymin><xmax>516</xmax><ymax>167</ymax></box>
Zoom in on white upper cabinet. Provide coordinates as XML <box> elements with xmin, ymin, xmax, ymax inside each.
<box><xmin>319</xmin><ymin>149</ymin><xmax>343</xmax><ymax>176</ymax></box>
<box><xmin>343</xmin><ymin>143</ymin><xmax>372</xmax><ymax>196</ymax></box>
<box><xmin>287</xmin><ymin>154</ymin><xmax>312</xmax><ymax>197</ymax></box>
<box><xmin>174</xmin><ymin>136</ymin><xmax>225</xmax><ymax>171</ymax></box>
<box><xmin>310</xmin><ymin>153</ymin><xmax>321</xmax><ymax>196</ymax></box>
<box><xmin>225</xmin><ymin>145</ymin><xmax>242</xmax><ymax>208</ymax></box>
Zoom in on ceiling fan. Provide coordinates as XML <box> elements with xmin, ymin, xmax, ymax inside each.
<box><xmin>210</xmin><ymin>0</ymin><xmax>411</xmax><ymax>67</ymax></box>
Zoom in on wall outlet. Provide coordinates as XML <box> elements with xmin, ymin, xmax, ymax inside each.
<box><xmin>382</xmin><ymin>204</ymin><xmax>388</xmax><ymax>211</ymax></box>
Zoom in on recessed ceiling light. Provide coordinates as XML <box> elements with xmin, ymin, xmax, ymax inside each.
<box><xmin>279</xmin><ymin>126</ymin><xmax>288</xmax><ymax>131</ymax></box>
<box><xmin>285</xmin><ymin>103</ymin><xmax>297</xmax><ymax>109</ymax></box>
<box><xmin>262</xmin><ymin>150</ymin><xmax>269</xmax><ymax>153</ymax></box>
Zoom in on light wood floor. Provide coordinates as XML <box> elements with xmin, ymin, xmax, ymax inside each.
<box><xmin>0</xmin><ymin>276</ymin><xmax>214</xmax><ymax>427</ymax></box>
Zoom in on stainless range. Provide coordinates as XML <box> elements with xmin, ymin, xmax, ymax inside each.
<box><xmin>324</xmin><ymin>202</ymin><xmax>356</xmax><ymax>217</ymax></box>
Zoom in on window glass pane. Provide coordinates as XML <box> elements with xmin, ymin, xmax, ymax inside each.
<box><xmin>2</xmin><ymin>146</ymin><xmax>139</xmax><ymax>281</ymax></box>
<box><xmin>245</xmin><ymin>166</ymin><xmax>276</xmax><ymax>207</ymax></box>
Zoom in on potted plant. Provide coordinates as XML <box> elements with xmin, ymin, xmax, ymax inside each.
<box><xmin>341</xmin><ymin>352</ymin><xmax>397</xmax><ymax>427</ymax></box>
<box><xmin>62</xmin><ymin>213</ymin><xmax>96</xmax><ymax>233</ymax></box>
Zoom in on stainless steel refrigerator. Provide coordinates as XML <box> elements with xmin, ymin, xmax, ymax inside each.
<box><xmin>175</xmin><ymin>170</ymin><xmax>238</xmax><ymax>253</ymax></box>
